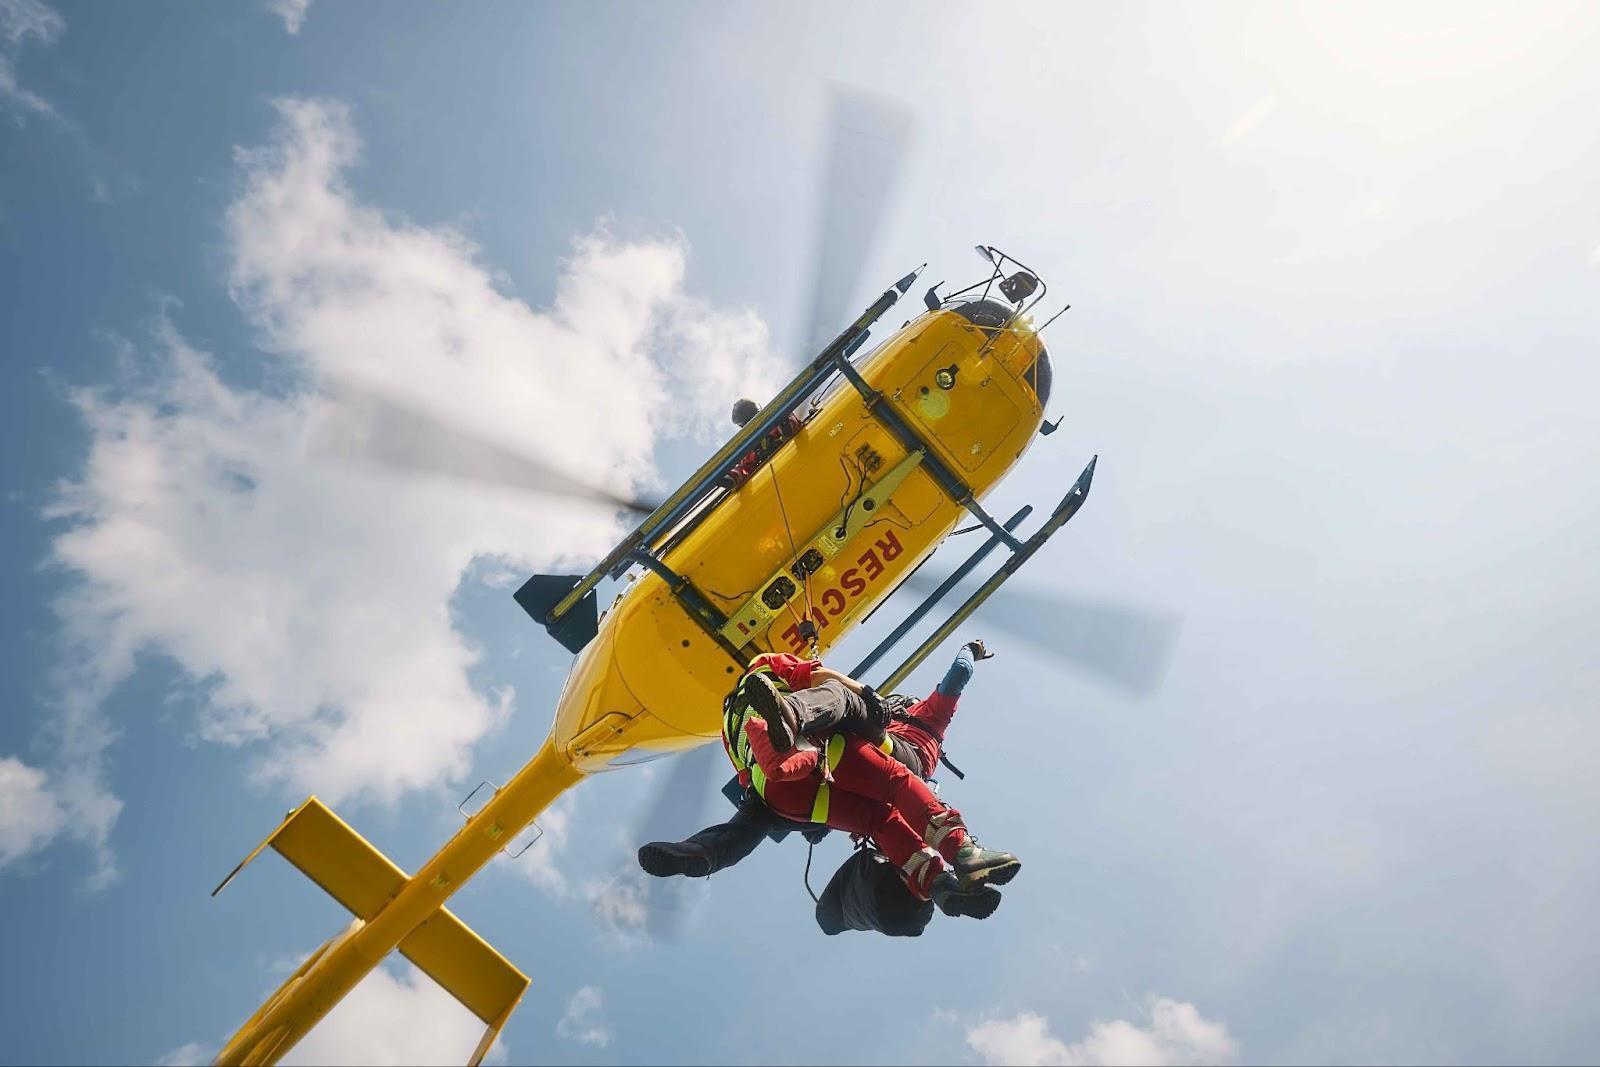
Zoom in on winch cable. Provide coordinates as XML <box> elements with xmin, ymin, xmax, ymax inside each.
<box><xmin>803</xmin><ymin>839</ymin><xmax>821</xmax><ymax>903</ymax></box>
<box><xmin>768</xmin><ymin>461</ymin><xmax>819</xmax><ymax>655</ymax></box>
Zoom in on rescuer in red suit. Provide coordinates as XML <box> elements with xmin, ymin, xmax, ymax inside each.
<box><xmin>720</xmin><ymin>651</ymin><xmax>1020</xmax><ymax>907</ymax></box>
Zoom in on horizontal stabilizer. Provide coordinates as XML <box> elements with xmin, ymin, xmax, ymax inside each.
<box><xmin>214</xmin><ymin>797</ymin><xmax>527</xmax><ymax>1066</ymax></box>
<box><xmin>399</xmin><ymin>909</ymin><xmax>527</xmax><ymax>1034</ymax></box>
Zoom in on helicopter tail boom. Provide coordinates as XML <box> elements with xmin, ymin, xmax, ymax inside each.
<box><xmin>211</xmin><ymin>797</ymin><xmax>527</xmax><ymax>1066</ymax></box>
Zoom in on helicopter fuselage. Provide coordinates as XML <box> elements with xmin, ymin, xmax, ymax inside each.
<box><xmin>555</xmin><ymin>301</ymin><xmax>1050</xmax><ymax>766</ymax></box>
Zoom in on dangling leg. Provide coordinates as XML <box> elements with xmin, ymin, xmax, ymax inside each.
<box><xmin>745</xmin><ymin>674</ymin><xmax>886</xmax><ymax>750</ymax></box>
<box><xmin>816</xmin><ymin>791</ymin><xmax>1000</xmax><ymax>918</ymax></box>
<box><xmin>638</xmin><ymin>797</ymin><xmax>784</xmax><ymax>878</ymax></box>
<box><xmin>827</xmin><ymin>735</ymin><xmax>1021</xmax><ymax>889</ymax></box>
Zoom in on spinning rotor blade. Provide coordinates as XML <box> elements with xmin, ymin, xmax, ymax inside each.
<box><xmin>799</xmin><ymin>85</ymin><xmax>914</xmax><ymax>359</ymax></box>
<box><xmin>901</xmin><ymin>572</ymin><xmax>1183</xmax><ymax>696</ymax></box>
<box><xmin>608</xmin><ymin>743</ymin><xmax>723</xmax><ymax>942</ymax></box>
<box><xmin>313</xmin><ymin>382</ymin><xmax>661</xmax><ymax>516</ymax></box>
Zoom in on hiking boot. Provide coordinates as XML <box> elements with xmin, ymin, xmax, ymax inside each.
<box><xmin>745</xmin><ymin>671</ymin><xmax>797</xmax><ymax>750</ymax></box>
<box><xmin>637</xmin><ymin>841</ymin><xmax>713</xmax><ymax>879</ymax></box>
<box><xmin>952</xmin><ymin>841</ymin><xmax>1021</xmax><ymax>889</ymax></box>
<box><xmin>929</xmin><ymin>871</ymin><xmax>1002</xmax><ymax>920</ymax></box>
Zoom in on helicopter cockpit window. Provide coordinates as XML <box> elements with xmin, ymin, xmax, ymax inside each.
<box><xmin>1025</xmin><ymin>347</ymin><xmax>1053</xmax><ymax>407</ymax></box>
<box><xmin>945</xmin><ymin>298</ymin><xmax>1013</xmax><ymax>330</ymax></box>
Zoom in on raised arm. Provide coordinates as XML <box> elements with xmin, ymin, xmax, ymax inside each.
<box><xmin>810</xmin><ymin>665</ymin><xmax>865</xmax><ymax>695</ymax></box>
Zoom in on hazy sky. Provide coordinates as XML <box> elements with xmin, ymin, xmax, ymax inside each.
<box><xmin>3</xmin><ymin>2</ymin><xmax>1598</xmax><ymax>1064</ymax></box>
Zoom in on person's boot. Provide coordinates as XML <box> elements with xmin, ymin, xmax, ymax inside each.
<box><xmin>925</xmin><ymin>810</ymin><xmax>1022</xmax><ymax>889</ymax></box>
<box><xmin>744</xmin><ymin>672</ymin><xmax>797</xmax><ymax>751</ymax></box>
<box><xmin>637</xmin><ymin>840</ymin><xmax>713</xmax><ymax>878</ymax></box>
<box><xmin>952</xmin><ymin>841</ymin><xmax>1021</xmax><ymax>889</ymax></box>
<box><xmin>928</xmin><ymin>871</ymin><xmax>1002</xmax><ymax>920</ymax></box>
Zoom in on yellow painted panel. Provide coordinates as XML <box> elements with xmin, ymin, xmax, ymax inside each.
<box><xmin>398</xmin><ymin>907</ymin><xmax>528</xmax><ymax>1025</ymax></box>
<box><xmin>269</xmin><ymin>798</ymin><xmax>406</xmax><ymax>919</ymax></box>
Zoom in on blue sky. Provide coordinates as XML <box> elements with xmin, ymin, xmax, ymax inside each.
<box><xmin>4</xmin><ymin>2</ymin><xmax>1600</xmax><ymax>1064</ymax></box>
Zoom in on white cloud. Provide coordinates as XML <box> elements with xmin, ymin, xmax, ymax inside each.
<box><xmin>153</xmin><ymin>1042</ymin><xmax>209</xmax><ymax>1067</ymax></box>
<box><xmin>0</xmin><ymin>0</ymin><xmax>61</xmax><ymax>46</ymax></box>
<box><xmin>0</xmin><ymin>757</ymin><xmax>65</xmax><ymax>869</ymax></box>
<box><xmin>508</xmin><ymin>791</ymin><xmax>575</xmax><ymax>894</ymax></box>
<box><xmin>0</xmin><ymin>0</ymin><xmax>65</xmax><ymax>125</ymax></box>
<box><xmin>283</xmin><ymin>961</ymin><xmax>505</xmax><ymax>1066</ymax></box>
<box><xmin>1219</xmin><ymin>94</ymin><xmax>1277</xmax><ymax>147</ymax></box>
<box><xmin>37</xmin><ymin>97</ymin><xmax>776</xmax><ymax>880</ymax></box>
<box><xmin>159</xmin><ymin>960</ymin><xmax>505</xmax><ymax>1067</ymax></box>
<box><xmin>582</xmin><ymin>869</ymin><xmax>651</xmax><ymax>942</ymax></box>
<box><xmin>967</xmin><ymin>999</ymin><xmax>1237</xmax><ymax>1067</ymax></box>
<box><xmin>556</xmin><ymin>984</ymin><xmax>612</xmax><ymax>1048</ymax></box>
<box><xmin>268</xmin><ymin>0</ymin><xmax>311</xmax><ymax>35</ymax></box>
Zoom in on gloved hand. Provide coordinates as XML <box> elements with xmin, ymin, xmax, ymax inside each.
<box><xmin>859</xmin><ymin>686</ymin><xmax>891</xmax><ymax>742</ymax></box>
<box><xmin>964</xmin><ymin>638</ymin><xmax>994</xmax><ymax>661</ymax></box>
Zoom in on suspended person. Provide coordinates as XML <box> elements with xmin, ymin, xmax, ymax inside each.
<box><xmin>703</xmin><ymin>647</ymin><xmax>1019</xmax><ymax>915</ymax></box>
<box><xmin>638</xmin><ymin>642</ymin><xmax>1004</xmax><ymax>931</ymax></box>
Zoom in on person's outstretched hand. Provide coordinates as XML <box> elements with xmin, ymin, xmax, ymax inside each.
<box><xmin>964</xmin><ymin>638</ymin><xmax>994</xmax><ymax>661</ymax></box>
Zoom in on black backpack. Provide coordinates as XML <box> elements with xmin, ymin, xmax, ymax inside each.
<box><xmin>814</xmin><ymin>847</ymin><xmax>934</xmax><ymax>938</ymax></box>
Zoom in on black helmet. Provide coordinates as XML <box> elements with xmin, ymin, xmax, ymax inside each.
<box><xmin>731</xmin><ymin>398</ymin><xmax>760</xmax><ymax>427</ymax></box>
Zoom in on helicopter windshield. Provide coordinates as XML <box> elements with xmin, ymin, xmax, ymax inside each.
<box><xmin>946</xmin><ymin>296</ymin><xmax>1013</xmax><ymax>328</ymax></box>
<box><xmin>1027</xmin><ymin>347</ymin><xmax>1053</xmax><ymax>407</ymax></box>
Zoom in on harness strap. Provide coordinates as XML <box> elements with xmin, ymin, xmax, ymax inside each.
<box><xmin>900</xmin><ymin>846</ymin><xmax>941</xmax><ymax>900</ymax></box>
<box><xmin>924</xmin><ymin>809</ymin><xmax>965</xmax><ymax>851</ymax></box>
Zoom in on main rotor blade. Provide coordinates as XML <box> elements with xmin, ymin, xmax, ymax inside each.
<box><xmin>799</xmin><ymin>85</ymin><xmax>914</xmax><ymax>359</ymax></box>
<box><xmin>312</xmin><ymin>382</ymin><xmax>660</xmax><ymax>516</ymax></box>
<box><xmin>900</xmin><ymin>573</ymin><xmax>1183</xmax><ymax>696</ymax></box>
<box><xmin>625</xmin><ymin>744</ymin><xmax>724</xmax><ymax>942</ymax></box>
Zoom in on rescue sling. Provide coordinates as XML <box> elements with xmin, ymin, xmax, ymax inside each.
<box><xmin>720</xmin><ymin>666</ymin><xmax>869</xmax><ymax>824</ymax></box>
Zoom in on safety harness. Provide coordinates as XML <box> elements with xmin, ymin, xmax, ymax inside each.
<box><xmin>721</xmin><ymin>667</ymin><xmax>876</xmax><ymax>825</ymax></box>
<box><xmin>881</xmin><ymin>693</ymin><xmax>967</xmax><ymax>781</ymax></box>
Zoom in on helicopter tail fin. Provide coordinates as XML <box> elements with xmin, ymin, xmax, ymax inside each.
<box><xmin>213</xmin><ymin>797</ymin><xmax>527</xmax><ymax>1067</ymax></box>
<box><xmin>514</xmin><ymin>572</ymin><xmax>599</xmax><ymax>654</ymax></box>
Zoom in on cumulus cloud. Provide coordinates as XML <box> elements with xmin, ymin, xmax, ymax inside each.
<box><xmin>37</xmin><ymin>96</ymin><xmax>776</xmax><ymax>880</ymax></box>
<box><xmin>967</xmin><ymin>999</ymin><xmax>1237</xmax><ymax>1067</ymax></box>
<box><xmin>153</xmin><ymin>1042</ymin><xmax>209</xmax><ymax>1067</ymax></box>
<box><xmin>0</xmin><ymin>757</ymin><xmax>65</xmax><ymax>869</ymax></box>
<box><xmin>556</xmin><ymin>985</ymin><xmax>612</xmax><ymax>1048</ymax></box>
<box><xmin>267</xmin><ymin>0</ymin><xmax>310</xmax><ymax>34</ymax></box>
<box><xmin>508</xmin><ymin>792</ymin><xmax>574</xmax><ymax>894</ymax></box>
<box><xmin>582</xmin><ymin>869</ymin><xmax>651</xmax><ymax>942</ymax></box>
<box><xmin>158</xmin><ymin>960</ymin><xmax>504</xmax><ymax>1067</ymax></box>
<box><xmin>0</xmin><ymin>0</ymin><xmax>65</xmax><ymax>125</ymax></box>
<box><xmin>282</xmin><ymin>961</ymin><xmax>506</xmax><ymax>1066</ymax></box>
<box><xmin>0</xmin><ymin>0</ymin><xmax>60</xmax><ymax>46</ymax></box>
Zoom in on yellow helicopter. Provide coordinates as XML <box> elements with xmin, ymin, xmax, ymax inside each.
<box><xmin>206</xmin><ymin>94</ymin><xmax>1141</xmax><ymax>1067</ymax></box>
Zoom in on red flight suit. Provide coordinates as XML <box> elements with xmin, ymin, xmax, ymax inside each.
<box><xmin>733</xmin><ymin>654</ymin><xmax>970</xmax><ymax>896</ymax></box>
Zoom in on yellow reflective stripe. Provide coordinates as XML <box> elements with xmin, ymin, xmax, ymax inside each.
<box><xmin>825</xmin><ymin>734</ymin><xmax>846</xmax><ymax>773</ymax></box>
<box><xmin>810</xmin><ymin>781</ymin><xmax>830</xmax><ymax>823</ymax></box>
